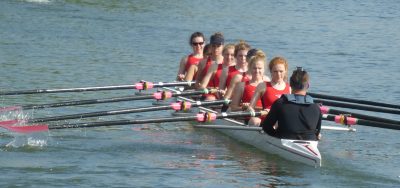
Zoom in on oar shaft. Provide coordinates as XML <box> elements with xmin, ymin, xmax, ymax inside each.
<box><xmin>309</xmin><ymin>92</ymin><xmax>399</xmax><ymax>109</ymax></box>
<box><xmin>324</xmin><ymin>107</ymin><xmax>400</xmax><ymax>125</ymax></box>
<box><xmin>49</xmin><ymin>111</ymin><xmax>260</xmax><ymax>130</ymax></box>
<box><xmin>0</xmin><ymin>81</ymin><xmax>194</xmax><ymax>95</ymax></box>
<box><xmin>20</xmin><ymin>95</ymin><xmax>153</xmax><ymax>110</ymax></box>
<box><xmin>28</xmin><ymin>100</ymin><xmax>229</xmax><ymax>123</ymax></box>
<box><xmin>322</xmin><ymin>114</ymin><xmax>400</xmax><ymax>130</ymax></box>
<box><xmin>315</xmin><ymin>99</ymin><xmax>400</xmax><ymax>115</ymax></box>
<box><xmin>10</xmin><ymin>90</ymin><xmax>206</xmax><ymax>110</ymax></box>
<box><xmin>29</xmin><ymin>106</ymin><xmax>171</xmax><ymax>123</ymax></box>
<box><xmin>0</xmin><ymin>85</ymin><xmax>137</xmax><ymax>95</ymax></box>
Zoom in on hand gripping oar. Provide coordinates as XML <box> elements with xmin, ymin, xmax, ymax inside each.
<box><xmin>0</xmin><ymin>81</ymin><xmax>194</xmax><ymax>95</ymax></box>
<box><xmin>1</xmin><ymin>111</ymin><xmax>261</xmax><ymax>133</ymax></box>
<box><xmin>322</xmin><ymin>114</ymin><xmax>400</xmax><ymax>130</ymax></box>
<box><xmin>309</xmin><ymin>92</ymin><xmax>400</xmax><ymax>109</ymax></box>
<box><xmin>0</xmin><ymin>89</ymin><xmax>213</xmax><ymax>112</ymax></box>
<box><xmin>0</xmin><ymin>100</ymin><xmax>230</xmax><ymax>126</ymax></box>
<box><xmin>320</xmin><ymin>106</ymin><xmax>400</xmax><ymax>125</ymax></box>
<box><xmin>315</xmin><ymin>99</ymin><xmax>400</xmax><ymax>115</ymax></box>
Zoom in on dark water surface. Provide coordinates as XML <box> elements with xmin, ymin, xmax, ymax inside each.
<box><xmin>1</xmin><ymin>0</ymin><xmax>399</xmax><ymax>187</ymax></box>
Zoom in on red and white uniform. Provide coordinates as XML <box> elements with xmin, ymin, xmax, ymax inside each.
<box><xmin>184</xmin><ymin>54</ymin><xmax>202</xmax><ymax>72</ymax></box>
<box><xmin>184</xmin><ymin>54</ymin><xmax>202</xmax><ymax>79</ymax></box>
<box><xmin>261</xmin><ymin>82</ymin><xmax>291</xmax><ymax>110</ymax></box>
<box><xmin>242</xmin><ymin>81</ymin><xmax>262</xmax><ymax>108</ymax></box>
<box><xmin>225</xmin><ymin>66</ymin><xmax>241</xmax><ymax>89</ymax></box>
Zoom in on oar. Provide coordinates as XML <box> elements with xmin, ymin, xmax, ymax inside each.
<box><xmin>1</xmin><ymin>111</ymin><xmax>261</xmax><ymax>133</ymax></box>
<box><xmin>315</xmin><ymin>99</ymin><xmax>400</xmax><ymax>115</ymax></box>
<box><xmin>322</xmin><ymin>114</ymin><xmax>400</xmax><ymax>130</ymax></box>
<box><xmin>309</xmin><ymin>92</ymin><xmax>399</xmax><ymax>109</ymax></box>
<box><xmin>0</xmin><ymin>100</ymin><xmax>230</xmax><ymax>126</ymax></box>
<box><xmin>193</xmin><ymin>125</ymin><xmax>354</xmax><ymax>131</ymax></box>
<box><xmin>0</xmin><ymin>89</ymin><xmax>212</xmax><ymax>112</ymax></box>
<box><xmin>0</xmin><ymin>81</ymin><xmax>194</xmax><ymax>95</ymax></box>
<box><xmin>320</xmin><ymin>106</ymin><xmax>400</xmax><ymax>125</ymax></box>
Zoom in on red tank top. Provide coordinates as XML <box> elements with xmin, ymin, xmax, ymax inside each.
<box><xmin>242</xmin><ymin>81</ymin><xmax>262</xmax><ymax>108</ymax></box>
<box><xmin>184</xmin><ymin>54</ymin><xmax>202</xmax><ymax>72</ymax></box>
<box><xmin>202</xmin><ymin>57</ymin><xmax>223</xmax><ymax>88</ymax></box>
<box><xmin>225</xmin><ymin>66</ymin><xmax>241</xmax><ymax>88</ymax></box>
<box><xmin>241</xmin><ymin>72</ymin><xmax>251</xmax><ymax>82</ymax></box>
<box><xmin>261</xmin><ymin>82</ymin><xmax>290</xmax><ymax>109</ymax></box>
<box><xmin>208</xmin><ymin>64</ymin><xmax>224</xmax><ymax>88</ymax></box>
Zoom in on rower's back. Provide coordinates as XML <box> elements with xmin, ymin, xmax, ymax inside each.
<box><xmin>261</xmin><ymin>67</ymin><xmax>322</xmax><ymax>141</ymax></box>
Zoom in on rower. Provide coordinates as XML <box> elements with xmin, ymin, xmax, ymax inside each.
<box><xmin>176</xmin><ymin>32</ymin><xmax>205</xmax><ymax>82</ymax></box>
<box><xmin>260</xmin><ymin>67</ymin><xmax>322</xmax><ymax>141</ymax></box>
<box><xmin>229</xmin><ymin>50</ymin><xmax>267</xmax><ymax>112</ymax></box>
<box><xmin>195</xmin><ymin>32</ymin><xmax>225</xmax><ymax>101</ymax></box>
<box><xmin>248</xmin><ymin>56</ymin><xmax>290</xmax><ymax>126</ymax></box>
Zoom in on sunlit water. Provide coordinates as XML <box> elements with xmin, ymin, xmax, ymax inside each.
<box><xmin>1</xmin><ymin>0</ymin><xmax>399</xmax><ymax>187</ymax></box>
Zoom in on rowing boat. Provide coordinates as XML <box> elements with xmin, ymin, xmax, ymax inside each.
<box><xmin>166</xmin><ymin>87</ymin><xmax>322</xmax><ymax>167</ymax></box>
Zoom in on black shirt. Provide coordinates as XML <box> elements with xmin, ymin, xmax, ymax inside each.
<box><xmin>261</xmin><ymin>94</ymin><xmax>321</xmax><ymax>140</ymax></box>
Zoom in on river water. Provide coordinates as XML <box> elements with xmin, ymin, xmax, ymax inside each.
<box><xmin>1</xmin><ymin>0</ymin><xmax>399</xmax><ymax>187</ymax></box>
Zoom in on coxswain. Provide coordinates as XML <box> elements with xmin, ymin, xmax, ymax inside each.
<box><xmin>260</xmin><ymin>67</ymin><xmax>322</xmax><ymax>140</ymax></box>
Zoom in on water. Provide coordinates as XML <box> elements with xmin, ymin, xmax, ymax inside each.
<box><xmin>1</xmin><ymin>0</ymin><xmax>399</xmax><ymax>187</ymax></box>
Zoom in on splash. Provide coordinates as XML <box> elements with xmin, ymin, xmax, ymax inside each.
<box><xmin>25</xmin><ymin>0</ymin><xmax>52</xmax><ymax>4</ymax></box>
<box><xmin>0</xmin><ymin>108</ymin><xmax>29</xmax><ymax>120</ymax></box>
<box><xmin>6</xmin><ymin>132</ymin><xmax>48</xmax><ymax>148</ymax></box>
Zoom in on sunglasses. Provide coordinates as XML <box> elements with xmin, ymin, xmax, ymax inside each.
<box><xmin>192</xmin><ymin>42</ymin><xmax>204</xmax><ymax>46</ymax></box>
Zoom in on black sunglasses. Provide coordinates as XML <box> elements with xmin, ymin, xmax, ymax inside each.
<box><xmin>192</xmin><ymin>42</ymin><xmax>204</xmax><ymax>46</ymax></box>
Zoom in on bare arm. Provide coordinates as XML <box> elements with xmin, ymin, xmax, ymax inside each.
<box><xmin>176</xmin><ymin>56</ymin><xmax>188</xmax><ymax>81</ymax></box>
<box><xmin>194</xmin><ymin>59</ymin><xmax>207</xmax><ymax>88</ymax></box>
<box><xmin>229</xmin><ymin>82</ymin><xmax>245</xmax><ymax>111</ymax></box>
<box><xmin>224</xmin><ymin>74</ymin><xmax>242</xmax><ymax>99</ymax></box>
<box><xmin>184</xmin><ymin>64</ymin><xmax>198</xmax><ymax>81</ymax></box>
<box><xmin>218</xmin><ymin>66</ymin><xmax>229</xmax><ymax>91</ymax></box>
<box><xmin>248</xmin><ymin>82</ymin><xmax>266</xmax><ymax>111</ymax></box>
<box><xmin>199</xmin><ymin>63</ymin><xmax>218</xmax><ymax>89</ymax></box>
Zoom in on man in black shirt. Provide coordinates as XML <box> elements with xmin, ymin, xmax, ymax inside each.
<box><xmin>260</xmin><ymin>67</ymin><xmax>321</xmax><ymax>140</ymax></box>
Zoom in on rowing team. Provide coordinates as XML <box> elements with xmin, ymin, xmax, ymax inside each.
<box><xmin>176</xmin><ymin>32</ymin><xmax>322</xmax><ymax>141</ymax></box>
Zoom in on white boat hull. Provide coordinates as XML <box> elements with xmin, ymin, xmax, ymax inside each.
<box><xmin>213</xmin><ymin>119</ymin><xmax>321</xmax><ymax>167</ymax></box>
<box><xmin>164</xmin><ymin>88</ymin><xmax>322</xmax><ymax>167</ymax></box>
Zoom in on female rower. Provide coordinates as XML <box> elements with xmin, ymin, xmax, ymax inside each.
<box><xmin>197</xmin><ymin>44</ymin><xmax>236</xmax><ymax>99</ymax></box>
<box><xmin>184</xmin><ymin>44</ymin><xmax>212</xmax><ymax>82</ymax></box>
<box><xmin>248</xmin><ymin>56</ymin><xmax>291</xmax><ymax>126</ymax></box>
<box><xmin>176</xmin><ymin>32</ymin><xmax>205</xmax><ymax>81</ymax></box>
<box><xmin>230</xmin><ymin>50</ymin><xmax>267</xmax><ymax>114</ymax></box>
<box><xmin>223</xmin><ymin>48</ymin><xmax>271</xmax><ymax>99</ymax></box>
<box><xmin>195</xmin><ymin>32</ymin><xmax>225</xmax><ymax>100</ymax></box>
<box><xmin>261</xmin><ymin>67</ymin><xmax>321</xmax><ymax>140</ymax></box>
<box><xmin>218</xmin><ymin>40</ymin><xmax>251</xmax><ymax>93</ymax></box>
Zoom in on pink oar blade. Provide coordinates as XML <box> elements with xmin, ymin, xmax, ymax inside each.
<box><xmin>0</xmin><ymin>124</ymin><xmax>49</xmax><ymax>133</ymax></box>
<box><xmin>0</xmin><ymin>119</ymin><xmax>23</xmax><ymax>126</ymax></box>
<box><xmin>0</xmin><ymin>106</ymin><xmax>22</xmax><ymax>112</ymax></box>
